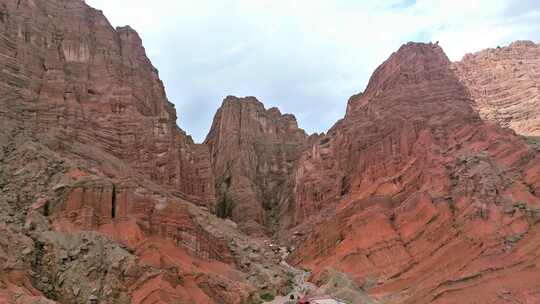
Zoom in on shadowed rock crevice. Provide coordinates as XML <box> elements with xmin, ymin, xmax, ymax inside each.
<box><xmin>111</xmin><ymin>183</ymin><xmax>116</xmax><ymax>219</ymax></box>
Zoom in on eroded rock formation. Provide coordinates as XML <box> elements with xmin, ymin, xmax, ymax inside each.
<box><xmin>205</xmin><ymin>96</ymin><xmax>307</xmax><ymax>234</ymax></box>
<box><xmin>1</xmin><ymin>0</ymin><xmax>540</xmax><ymax>303</ymax></box>
<box><xmin>288</xmin><ymin>42</ymin><xmax>540</xmax><ymax>303</ymax></box>
<box><xmin>0</xmin><ymin>0</ymin><xmax>260</xmax><ymax>303</ymax></box>
<box><xmin>0</xmin><ymin>117</ymin><xmax>260</xmax><ymax>303</ymax></box>
<box><xmin>454</xmin><ymin>40</ymin><xmax>540</xmax><ymax>137</ymax></box>
<box><xmin>0</xmin><ymin>0</ymin><xmax>214</xmax><ymax>207</ymax></box>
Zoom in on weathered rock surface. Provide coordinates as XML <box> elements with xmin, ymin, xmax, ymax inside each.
<box><xmin>51</xmin><ymin>178</ymin><xmax>232</xmax><ymax>263</ymax></box>
<box><xmin>0</xmin><ymin>224</ymin><xmax>56</xmax><ymax>304</ymax></box>
<box><xmin>2</xmin><ymin>0</ymin><xmax>540</xmax><ymax>303</ymax></box>
<box><xmin>0</xmin><ymin>0</ymin><xmax>215</xmax><ymax>207</ymax></box>
<box><xmin>0</xmin><ymin>1</ymin><xmax>266</xmax><ymax>302</ymax></box>
<box><xmin>288</xmin><ymin>42</ymin><xmax>540</xmax><ymax>304</ymax></box>
<box><xmin>311</xmin><ymin>268</ymin><xmax>378</xmax><ymax>304</ymax></box>
<box><xmin>205</xmin><ymin>96</ymin><xmax>307</xmax><ymax>234</ymax></box>
<box><xmin>454</xmin><ymin>40</ymin><xmax>540</xmax><ymax>137</ymax></box>
<box><xmin>0</xmin><ymin>118</ymin><xmax>259</xmax><ymax>303</ymax></box>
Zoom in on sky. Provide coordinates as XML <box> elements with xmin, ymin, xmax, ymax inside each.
<box><xmin>85</xmin><ymin>0</ymin><xmax>540</xmax><ymax>142</ymax></box>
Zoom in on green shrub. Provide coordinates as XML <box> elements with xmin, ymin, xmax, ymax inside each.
<box><xmin>216</xmin><ymin>194</ymin><xmax>235</xmax><ymax>218</ymax></box>
<box><xmin>260</xmin><ymin>292</ymin><xmax>275</xmax><ymax>302</ymax></box>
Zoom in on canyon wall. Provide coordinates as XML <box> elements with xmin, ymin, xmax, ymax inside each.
<box><xmin>454</xmin><ymin>40</ymin><xmax>540</xmax><ymax>137</ymax></box>
<box><xmin>1</xmin><ymin>0</ymin><xmax>540</xmax><ymax>303</ymax></box>
<box><xmin>205</xmin><ymin>96</ymin><xmax>307</xmax><ymax>234</ymax></box>
<box><xmin>0</xmin><ymin>1</ymin><xmax>254</xmax><ymax>303</ymax></box>
<box><xmin>288</xmin><ymin>42</ymin><xmax>540</xmax><ymax>304</ymax></box>
<box><xmin>0</xmin><ymin>0</ymin><xmax>214</xmax><ymax>206</ymax></box>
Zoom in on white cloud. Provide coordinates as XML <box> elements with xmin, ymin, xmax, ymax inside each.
<box><xmin>85</xmin><ymin>0</ymin><xmax>540</xmax><ymax>142</ymax></box>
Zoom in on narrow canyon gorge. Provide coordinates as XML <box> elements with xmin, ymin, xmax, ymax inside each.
<box><xmin>0</xmin><ymin>1</ymin><xmax>539</xmax><ymax>303</ymax></box>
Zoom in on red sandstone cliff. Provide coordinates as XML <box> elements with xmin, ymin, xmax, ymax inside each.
<box><xmin>0</xmin><ymin>0</ymin><xmax>252</xmax><ymax>303</ymax></box>
<box><xmin>1</xmin><ymin>0</ymin><xmax>540</xmax><ymax>303</ymax></box>
<box><xmin>454</xmin><ymin>40</ymin><xmax>540</xmax><ymax>137</ymax></box>
<box><xmin>288</xmin><ymin>42</ymin><xmax>540</xmax><ymax>303</ymax></box>
<box><xmin>205</xmin><ymin>96</ymin><xmax>307</xmax><ymax>234</ymax></box>
<box><xmin>0</xmin><ymin>0</ymin><xmax>214</xmax><ymax>206</ymax></box>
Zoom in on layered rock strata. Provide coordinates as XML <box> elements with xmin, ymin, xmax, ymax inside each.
<box><xmin>288</xmin><ymin>42</ymin><xmax>540</xmax><ymax>303</ymax></box>
<box><xmin>454</xmin><ymin>40</ymin><xmax>540</xmax><ymax>136</ymax></box>
<box><xmin>205</xmin><ymin>96</ymin><xmax>307</xmax><ymax>234</ymax></box>
<box><xmin>0</xmin><ymin>1</ymin><xmax>268</xmax><ymax>302</ymax></box>
<box><xmin>0</xmin><ymin>0</ymin><xmax>214</xmax><ymax>206</ymax></box>
<box><xmin>0</xmin><ymin>118</ymin><xmax>258</xmax><ymax>303</ymax></box>
<box><xmin>1</xmin><ymin>0</ymin><xmax>540</xmax><ymax>303</ymax></box>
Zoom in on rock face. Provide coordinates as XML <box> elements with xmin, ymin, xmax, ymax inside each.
<box><xmin>0</xmin><ymin>117</ymin><xmax>259</xmax><ymax>303</ymax></box>
<box><xmin>205</xmin><ymin>96</ymin><xmax>307</xmax><ymax>234</ymax></box>
<box><xmin>0</xmin><ymin>2</ymin><xmax>309</xmax><ymax>303</ymax></box>
<box><xmin>454</xmin><ymin>41</ymin><xmax>540</xmax><ymax>137</ymax></box>
<box><xmin>0</xmin><ymin>224</ymin><xmax>56</xmax><ymax>304</ymax></box>
<box><xmin>52</xmin><ymin>178</ymin><xmax>233</xmax><ymax>263</ymax></box>
<box><xmin>292</xmin><ymin>42</ymin><xmax>474</xmax><ymax>224</ymax></box>
<box><xmin>0</xmin><ymin>0</ymin><xmax>214</xmax><ymax>206</ymax></box>
<box><xmin>1</xmin><ymin>0</ymin><xmax>540</xmax><ymax>303</ymax></box>
<box><xmin>0</xmin><ymin>1</ymin><xmax>257</xmax><ymax>303</ymax></box>
<box><xmin>288</xmin><ymin>42</ymin><xmax>540</xmax><ymax>303</ymax></box>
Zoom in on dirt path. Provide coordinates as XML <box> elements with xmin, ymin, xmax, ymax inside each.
<box><xmin>268</xmin><ymin>261</ymin><xmax>316</xmax><ymax>304</ymax></box>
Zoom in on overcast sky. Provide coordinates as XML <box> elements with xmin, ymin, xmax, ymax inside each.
<box><xmin>85</xmin><ymin>0</ymin><xmax>539</xmax><ymax>142</ymax></box>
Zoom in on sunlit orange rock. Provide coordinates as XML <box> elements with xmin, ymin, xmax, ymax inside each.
<box><xmin>289</xmin><ymin>42</ymin><xmax>540</xmax><ymax>304</ymax></box>
<box><xmin>454</xmin><ymin>41</ymin><xmax>540</xmax><ymax>137</ymax></box>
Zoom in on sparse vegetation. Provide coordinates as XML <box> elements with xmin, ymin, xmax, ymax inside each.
<box><xmin>285</xmin><ymin>271</ymin><xmax>295</xmax><ymax>293</ymax></box>
<box><xmin>260</xmin><ymin>292</ymin><xmax>275</xmax><ymax>302</ymax></box>
<box><xmin>524</xmin><ymin>136</ymin><xmax>540</xmax><ymax>151</ymax></box>
<box><xmin>216</xmin><ymin>194</ymin><xmax>236</xmax><ymax>218</ymax></box>
<box><xmin>300</xmin><ymin>266</ymin><xmax>312</xmax><ymax>273</ymax></box>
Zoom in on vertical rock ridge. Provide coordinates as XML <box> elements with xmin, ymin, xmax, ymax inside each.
<box><xmin>204</xmin><ymin>96</ymin><xmax>308</xmax><ymax>234</ymax></box>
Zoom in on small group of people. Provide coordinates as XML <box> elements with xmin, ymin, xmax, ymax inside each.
<box><xmin>285</xmin><ymin>294</ymin><xmax>309</xmax><ymax>304</ymax></box>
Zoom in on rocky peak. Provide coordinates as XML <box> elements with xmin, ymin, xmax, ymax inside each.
<box><xmin>289</xmin><ymin>40</ymin><xmax>540</xmax><ymax>304</ymax></box>
<box><xmin>509</xmin><ymin>40</ymin><xmax>538</xmax><ymax>48</ymax></box>
<box><xmin>205</xmin><ymin>96</ymin><xmax>307</xmax><ymax>234</ymax></box>
<box><xmin>216</xmin><ymin>95</ymin><xmax>302</xmax><ymax>133</ymax></box>
<box><xmin>0</xmin><ymin>0</ymin><xmax>215</xmax><ymax>207</ymax></box>
<box><xmin>360</xmin><ymin>42</ymin><xmax>448</xmax><ymax>97</ymax></box>
<box><xmin>345</xmin><ymin>42</ymin><xmax>462</xmax><ymax>121</ymax></box>
<box><xmin>344</xmin><ymin>42</ymin><xmax>475</xmax><ymax>133</ymax></box>
<box><xmin>293</xmin><ymin>42</ymin><xmax>468</xmax><ymax>228</ymax></box>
